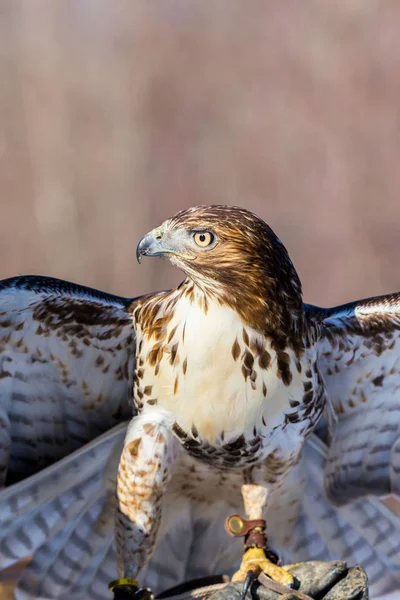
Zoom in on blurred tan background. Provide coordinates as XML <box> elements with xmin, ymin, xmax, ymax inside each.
<box><xmin>1</xmin><ymin>2</ymin><xmax>400</xmax><ymax>595</ymax></box>
<box><xmin>2</xmin><ymin>1</ymin><xmax>400</xmax><ymax>306</ymax></box>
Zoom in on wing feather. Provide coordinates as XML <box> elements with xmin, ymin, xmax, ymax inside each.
<box><xmin>290</xmin><ymin>435</ymin><xmax>400</xmax><ymax>596</ymax></box>
<box><xmin>1</xmin><ymin>423</ymin><xmax>126</xmax><ymax>598</ymax></box>
<box><xmin>0</xmin><ymin>276</ymin><xmax>137</xmax><ymax>484</ymax></box>
<box><xmin>0</xmin><ymin>423</ymin><xmax>126</xmax><ymax>568</ymax></box>
<box><xmin>306</xmin><ymin>293</ymin><xmax>400</xmax><ymax>505</ymax></box>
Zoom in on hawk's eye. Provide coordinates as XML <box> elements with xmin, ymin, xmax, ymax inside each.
<box><xmin>193</xmin><ymin>231</ymin><xmax>214</xmax><ymax>247</ymax></box>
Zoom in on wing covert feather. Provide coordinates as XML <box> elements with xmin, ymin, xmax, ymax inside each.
<box><xmin>0</xmin><ymin>276</ymin><xmax>138</xmax><ymax>484</ymax></box>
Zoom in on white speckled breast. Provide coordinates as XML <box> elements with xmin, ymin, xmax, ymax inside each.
<box><xmin>134</xmin><ymin>288</ymin><xmax>310</xmax><ymax>459</ymax></box>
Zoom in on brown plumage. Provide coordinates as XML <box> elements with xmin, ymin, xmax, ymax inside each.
<box><xmin>167</xmin><ymin>206</ymin><xmax>305</xmax><ymax>350</ymax></box>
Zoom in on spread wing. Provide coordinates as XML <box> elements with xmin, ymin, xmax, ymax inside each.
<box><xmin>0</xmin><ymin>275</ymin><xmax>138</xmax><ymax>486</ymax></box>
<box><xmin>306</xmin><ymin>293</ymin><xmax>400</xmax><ymax>506</ymax></box>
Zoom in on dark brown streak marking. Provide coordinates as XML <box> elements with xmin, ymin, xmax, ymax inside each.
<box><xmin>170</xmin><ymin>343</ymin><xmax>179</xmax><ymax>366</ymax></box>
<box><xmin>276</xmin><ymin>350</ymin><xmax>292</xmax><ymax>386</ymax></box>
<box><xmin>302</xmin><ymin>391</ymin><xmax>313</xmax><ymax>405</ymax></box>
<box><xmin>148</xmin><ymin>346</ymin><xmax>163</xmax><ymax>367</ymax></box>
<box><xmin>284</xmin><ymin>412</ymin><xmax>300</xmax><ymax>424</ymax></box>
<box><xmin>167</xmin><ymin>325</ymin><xmax>178</xmax><ymax>343</ymax></box>
<box><xmin>232</xmin><ymin>339</ymin><xmax>241</xmax><ymax>361</ymax></box>
<box><xmin>372</xmin><ymin>375</ymin><xmax>384</xmax><ymax>387</ymax></box>
<box><xmin>243</xmin><ymin>350</ymin><xmax>254</xmax><ymax>371</ymax></box>
<box><xmin>259</xmin><ymin>350</ymin><xmax>271</xmax><ymax>370</ymax></box>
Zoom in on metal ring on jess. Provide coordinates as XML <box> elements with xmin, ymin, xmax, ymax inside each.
<box><xmin>224</xmin><ymin>514</ymin><xmax>266</xmax><ymax>537</ymax></box>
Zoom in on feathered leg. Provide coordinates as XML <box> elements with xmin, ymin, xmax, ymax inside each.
<box><xmin>115</xmin><ymin>413</ymin><xmax>177</xmax><ymax>586</ymax></box>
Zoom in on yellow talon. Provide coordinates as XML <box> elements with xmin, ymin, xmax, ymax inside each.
<box><xmin>232</xmin><ymin>547</ymin><xmax>295</xmax><ymax>587</ymax></box>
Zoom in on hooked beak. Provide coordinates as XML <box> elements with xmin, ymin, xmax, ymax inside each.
<box><xmin>136</xmin><ymin>228</ymin><xmax>171</xmax><ymax>263</ymax></box>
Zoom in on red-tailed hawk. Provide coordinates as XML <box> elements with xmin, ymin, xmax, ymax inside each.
<box><xmin>1</xmin><ymin>205</ymin><xmax>400</xmax><ymax>599</ymax></box>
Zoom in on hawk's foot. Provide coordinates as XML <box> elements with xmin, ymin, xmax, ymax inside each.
<box><xmin>225</xmin><ymin>514</ymin><xmax>294</xmax><ymax>588</ymax></box>
<box><xmin>231</xmin><ymin>547</ymin><xmax>295</xmax><ymax>587</ymax></box>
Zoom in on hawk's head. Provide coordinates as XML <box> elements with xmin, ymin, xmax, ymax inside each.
<box><xmin>137</xmin><ymin>205</ymin><xmax>303</xmax><ymax>340</ymax></box>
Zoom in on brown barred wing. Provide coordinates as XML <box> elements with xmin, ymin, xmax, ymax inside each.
<box><xmin>0</xmin><ymin>275</ymin><xmax>138</xmax><ymax>485</ymax></box>
<box><xmin>306</xmin><ymin>293</ymin><xmax>400</xmax><ymax>506</ymax></box>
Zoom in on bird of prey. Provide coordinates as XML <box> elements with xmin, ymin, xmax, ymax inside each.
<box><xmin>1</xmin><ymin>205</ymin><xmax>400</xmax><ymax>600</ymax></box>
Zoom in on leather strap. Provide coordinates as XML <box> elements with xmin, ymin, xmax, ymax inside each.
<box><xmin>224</xmin><ymin>514</ymin><xmax>267</xmax><ymax>549</ymax></box>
